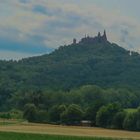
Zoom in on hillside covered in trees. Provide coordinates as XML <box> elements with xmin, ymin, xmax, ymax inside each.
<box><xmin>1</xmin><ymin>31</ymin><xmax>140</xmax><ymax>92</ymax></box>
<box><xmin>1</xmin><ymin>31</ymin><xmax>140</xmax><ymax>131</ymax></box>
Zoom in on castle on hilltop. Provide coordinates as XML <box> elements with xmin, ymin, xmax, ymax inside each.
<box><xmin>73</xmin><ymin>30</ymin><xmax>108</xmax><ymax>45</ymax></box>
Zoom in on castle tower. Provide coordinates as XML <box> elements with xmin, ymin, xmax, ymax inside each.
<box><xmin>98</xmin><ymin>32</ymin><xmax>101</xmax><ymax>43</ymax></box>
<box><xmin>98</xmin><ymin>32</ymin><xmax>101</xmax><ymax>37</ymax></box>
<box><xmin>73</xmin><ymin>38</ymin><xmax>77</xmax><ymax>44</ymax></box>
<box><xmin>103</xmin><ymin>30</ymin><xmax>107</xmax><ymax>41</ymax></box>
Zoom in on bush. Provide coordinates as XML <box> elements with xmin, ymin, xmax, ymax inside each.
<box><xmin>96</xmin><ymin>103</ymin><xmax>122</xmax><ymax>128</ymax></box>
<box><xmin>48</xmin><ymin>105</ymin><xmax>66</xmax><ymax>123</ymax></box>
<box><xmin>85</xmin><ymin>101</ymin><xmax>103</xmax><ymax>126</ymax></box>
<box><xmin>123</xmin><ymin>113</ymin><xmax>137</xmax><ymax>131</ymax></box>
<box><xmin>36</xmin><ymin>110</ymin><xmax>48</xmax><ymax>123</ymax></box>
<box><xmin>23</xmin><ymin>104</ymin><xmax>37</xmax><ymax>122</ymax></box>
<box><xmin>112</xmin><ymin>111</ymin><xmax>126</xmax><ymax>129</ymax></box>
<box><xmin>123</xmin><ymin>107</ymin><xmax>140</xmax><ymax>131</ymax></box>
<box><xmin>0</xmin><ymin>112</ymin><xmax>11</xmax><ymax>119</ymax></box>
<box><xmin>61</xmin><ymin>104</ymin><xmax>83</xmax><ymax>125</ymax></box>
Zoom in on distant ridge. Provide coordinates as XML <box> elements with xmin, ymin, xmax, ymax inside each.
<box><xmin>0</xmin><ymin>31</ymin><xmax>140</xmax><ymax>91</ymax></box>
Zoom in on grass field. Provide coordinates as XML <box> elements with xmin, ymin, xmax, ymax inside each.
<box><xmin>0</xmin><ymin>121</ymin><xmax>140</xmax><ymax>139</ymax></box>
<box><xmin>125</xmin><ymin>108</ymin><xmax>138</xmax><ymax>113</ymax></box>
<box><xmin>0</xmin><ymin>132</ymin><xmax>124</xmax><ymax>140</ymax></box>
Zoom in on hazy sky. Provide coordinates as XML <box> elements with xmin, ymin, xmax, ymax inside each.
<box><xmin>0</xmin><ymin>0</ymin><xmax>140</xmax><ymax>59</ymax></box>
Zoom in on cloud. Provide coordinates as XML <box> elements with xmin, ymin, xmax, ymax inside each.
<box><xmin>19</xmin><ymin>0</ymin><xmax>30</xmax><ymax>4</ymax></box>
<box><xmin>0</xmin><ymin>0</ymin><xmax>140</xmax><ymax>58</ymax></box>
<box><xmin>32</xmin><ymin>5</ymin><xmax>48</xmax><ymax>15</ymax></box>
<box><xmin>120</xmin><ymin>29</ymin><xmax>133</xmax><ymax>50</ymax></box>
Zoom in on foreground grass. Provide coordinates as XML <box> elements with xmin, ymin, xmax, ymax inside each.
<box><xmin>0</xmin><ymin>132</ymin><xmax>128</xmax><ymax>140</ymax></box>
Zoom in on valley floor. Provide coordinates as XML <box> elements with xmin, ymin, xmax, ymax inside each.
<box><xmin>0</xmin><ymin>122</ymin><xmax>140</xmax><ymax>139</ymax></box>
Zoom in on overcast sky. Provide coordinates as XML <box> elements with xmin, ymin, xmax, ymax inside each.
<box><xmin>0</xmin><ymin>0</ymin><xmax>140</xmax><ymax>59</ymax></box>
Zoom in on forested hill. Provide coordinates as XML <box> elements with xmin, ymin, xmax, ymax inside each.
<box><xmin>1</xmin><ymin>31</ymin><xmax>140</xmax><ymax>91</ymax></box>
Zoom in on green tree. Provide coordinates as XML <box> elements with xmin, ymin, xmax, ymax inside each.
<box><xmin>23</xmin><ymin>104</ymin><xmax>37</xmax><ymax>122</ymax></box>
<box><xmin>123</xmin><ymin>107</ymin><xmax>140</xmax><ymax>131</ymax></box>
<box><xmin>112</xmin><ymin>111</ymin><xmax>126</xmax><ymax>129</ymax></box>
<box><xmin>96</xmin><ymin>103</ymin><xmax>121</xmax><ymax>128</ymax></box>
<box><xmin>123</xmin><ymin>113</ymin><xmax>137</xmax><ymax>131</ymax></box>
<box><xmin>85</xmin><ymin>100</ymin><xmax>104</xmax><ymax>126</ymax></box>
<box><xmin>61</xmin><ymin>104</ymin><xmax>83</xmax><ymax>125</ymax></box>
<box><xmin>136</xmin><ymin>107</ymin><xmax>140</xmax><ymax>131</ymax></box>
<box><xmin>49</xmin><ymin>104</ymin><xmax>66</xmax><ymax>123</ymax></box>
<box><xmin>36</xmin><ymin>110</ymin><xmax>48</xmax><ymax>123</ymax></box>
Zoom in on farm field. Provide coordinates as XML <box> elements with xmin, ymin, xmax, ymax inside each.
<box><xmin>0</xmin><ymin>132</ymin><xmax>126</xmax><ymax>140</ymax></box>
<box><xmin>0</xmin><ymin>121</ymin><xmax>140</xmax><ymax>139</ymax></box>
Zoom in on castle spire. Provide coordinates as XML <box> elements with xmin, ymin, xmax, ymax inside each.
<box><xmin>98</xmin><ymin>32</ymin><xmax>101</xmax><ymax>43</ymax></box>
<box><xmin>73</xmin><ymin>38</ymin><xmax>77</xmax><ymax>44</ymax></box>
<box><xmin>103</xmin><ymin>30</ymin><xmax>107</xmax><ymax>41</ymax></box>
<box><xmin>98</xmin><ymin>32</ymin><xmax>101</xmax><ymax>37</ymax></box>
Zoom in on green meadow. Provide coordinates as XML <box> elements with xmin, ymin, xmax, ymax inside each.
<box><xmin>0</xmin><ymin>132</ymin><xmax>129</xmax><ymax>140</ymax></box>
<box><xmin>125</xmin><ymin>108</ymin><xmax>138</xmax><ymax>113</ymax></box>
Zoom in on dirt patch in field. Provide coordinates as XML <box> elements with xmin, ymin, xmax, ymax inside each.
<box><xmin>0</xmin><ymin>123</ymin><xmax>140</xmax><ymax>139</ymax></box>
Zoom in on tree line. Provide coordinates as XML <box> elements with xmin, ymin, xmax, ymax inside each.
<box><xmin>2</xmin><ymin>85</ymin><xmax>138</xmax><ymax>131</ymax></box>
<box><xmin>23</xmin><ymin>102</ymin><xmax>140</xmax><ymax>131</ymax></box>
<box><xmin>0</xmin><ymin>85</ymin><xmax>140</xmax><ymax>131</ymax></box>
